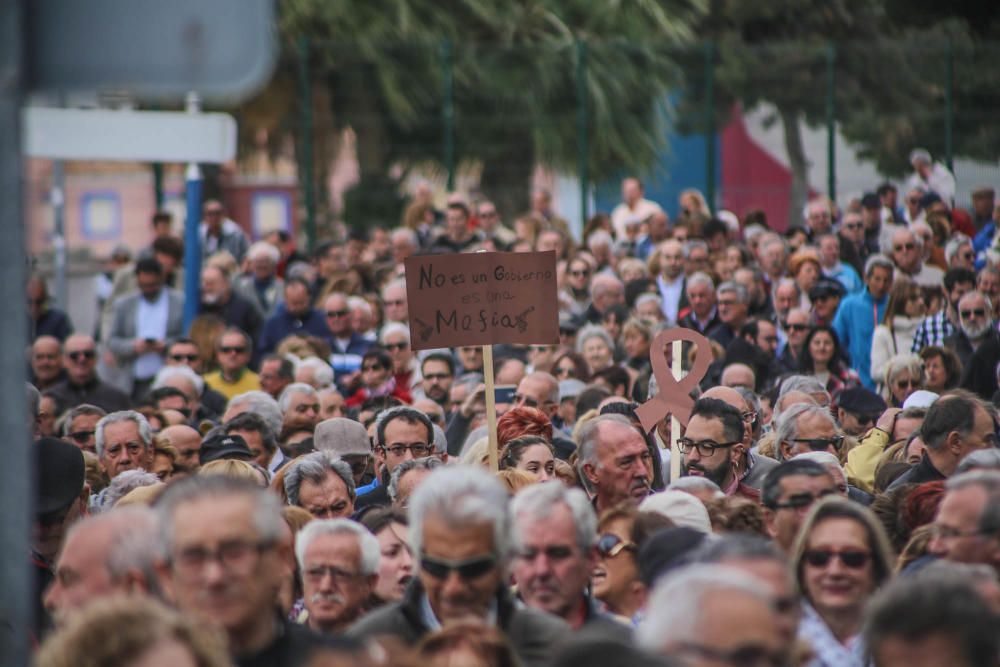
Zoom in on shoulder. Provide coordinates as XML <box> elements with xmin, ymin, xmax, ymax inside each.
<box><xmin>346</xmin><ymin>601</ymin><xmax>419</xmax><ymax>644</ymax></box>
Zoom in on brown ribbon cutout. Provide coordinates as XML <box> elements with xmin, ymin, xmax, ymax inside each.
<box><xmin>635</xmin><ymin>327</ymin><xmax>713</xmax><ymax>434</ymax></box>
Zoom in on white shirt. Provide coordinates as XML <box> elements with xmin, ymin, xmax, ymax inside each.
<box><xmin>611</xmin><ymin>198</ymin><xmax>663</xmax><ymax>240</ymax></box>
<box><xmin>657</xmin><ymin>273</ymin><xmax>685</xmax><ymax>324</ymax></box>
<box><xmin>135</xmin><ymin>289</ymin><xmax>169</xmax><ymax>379</ymax></box>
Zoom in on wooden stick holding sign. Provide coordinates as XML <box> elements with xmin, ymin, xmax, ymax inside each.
<box><xmin>635</xmin><ymin>328</ymin><xmax>712</xmax><ymax>482</ymax></box>
<box><xmin>403</xmin><ymin>251</ymin><xmax>560</xmax><ymax>472</ymax></box>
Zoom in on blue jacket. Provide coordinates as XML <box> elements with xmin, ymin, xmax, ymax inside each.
<box><xmin>258</xmin><ymin>303</ymin><xmax>332</xmax><ymax>355</ymax></box>
<box><xmin>833</xmin><ymin>288</ymin><xmax>888</xmax><ymax>390</ymax></box>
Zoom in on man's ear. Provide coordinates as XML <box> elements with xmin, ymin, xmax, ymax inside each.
<box><xmin>763</xmin><ymin>508</ymin><xmax>779</xmax><ymax>540</ymax></box>
<box><xmin>780</xmin><ymin>441</ymin><xmax>792</xmax><ymax>461</ymax></box>
<box><xmin>945</xmin><ymin>430</ymin><xmax>963</xmax><ymax>456</ymax></box>
<box><xmin>582</xmin><ymin>462</ymin><xmax>600</xmax><ymax>487</ymax></box>
<box><xmin>731</xmin><ymin>444</ymin><xmax>747</xmax><ymax>467</ymax></box>
<box><xmin>155</xmin><ymin>561</ymin><xmax>176</xmax><ymax>602</ymax></box>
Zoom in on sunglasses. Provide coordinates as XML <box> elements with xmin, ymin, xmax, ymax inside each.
<box><xmin>894</xmin><ymin>243</ymin><xmax>916</xmax><ymax>252</ymax></box>
<box><xmin>792</xmin><ymin>436</ymin><xmax>844</xmax><ymax>452</ymax></box>
<box><xmin>384</xmin><ymin>342</ymin><xmax>408</xmax><ymax>351</ymax></box>
<box><xmin>843</xmin><ymin>223</ymin><xmax>863</xmax><ymax>230</ymax></box>
<box><xmin>170</xmin><ymin>353</ymin><xmax>200</xmax><ymax>363</ymax></box>
<box><xmin>770</xmin><ymin>488</ymin><xmax>837</xmax><ymax>510</ymax></box>
<box><xmin>219</xmin><ymin>346</ymin><xmax>246</xmax><ymax>354</ymax></box>
<box><xmin>894</xmin><ymin>378</ymin><xmax>919</xmax><ymax>389</ymax></box>
<box><xmin>804</xmin><ymin>549</ymin><xmax>870</xmax><ymax>569</ymax></box>
<box><xmin>596</xmin><ymin>533</ymin><xmax>637</xmax><ymax>558</ymax></box>
<box><xmin>787</xmin><ymin>323</ymin><xmax>810</xmax><ymax>332</ymax></box>
<box><xmin>420</xmin><ymin>553</ymin><xmax>496</xmax><ymax>580</ymax></box>
<box><xmin>68</xmin><ymin>430</ymin><xmax>95</xmax><ymax>444</ymax></box>
<box><xmin>67</xmin><ymin>350</ymin><xmax>96</xmax><ymax>361</ymax></box>
<box><xmin>362</xmin><ymin>364</ymin><xmax>387</xmax><ymax>372</ymax></box>
<box><xmin>326</xmin><ymin>310</ymin><xmax>349</xmax><ymax>318</ymax></box>
<box><xmin>961</xmin><ymin>309</ymin><xmax>987</xmax><ymax>319</ymax></box>
<box><xmin>570</xmin><ymin>270</ymin><xmax>591</xmax><ymax>277</ymax></box>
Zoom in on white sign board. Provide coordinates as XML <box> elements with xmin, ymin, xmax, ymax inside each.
<box><xmin>23</xmin><ymin>107</ymin><xmax>237</xmax><ymax>163</ymax></box>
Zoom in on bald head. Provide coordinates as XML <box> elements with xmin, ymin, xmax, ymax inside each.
<box><xmin>720</xmin><ymin>363</ymin><xmax>756</xmax><ymax>390</ymax></box>
<box><xmin>702</xmin><ymin>386</ymin><xmax>749</xmax><ymax>413</ymax></box>
<box><xmin>158</xmin><ymin>425</ymin><xmax>202</xmax><ymax>470</ymax></box>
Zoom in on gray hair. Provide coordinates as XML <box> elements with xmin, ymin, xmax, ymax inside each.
<box><xmin>380</xmin><ymin>321</ymin><xmax>410</xmax><ymax>343</ymax></box>
<box><xmin>61</xmin><ymin>404</ymin><xmax>107</xmax><ymax>437</ymax></box>
<box><xmin>295</xmin><ymin>357</ymin><xmax>334</xmax><ymax>389</ymax></box>
<box><xmin>224</xmin><ymin>411</ymin><xmax>278</xmax><ymax>455</ymax></box>
<box><xmin>685</xmin><ymin>271</ymin><xmax>715</xmax><ymax>291</ymax></box>
<box><xmin>284</xmin><ymin>450</ymin><xmax>356</xmax><ymax>506</ymax></box>
<box><xmin>510</xmin><ymin>481</ymin><xmax>598</xmax><ymax>551</ymax></box>
<box><xmin>226</xmin><ymin>391</ymin><xmax>282</xmax><ymax>440</ymax></box>
<box><xmin>682</xmin><ymin>239</ymin><xmax>709</xmax><ymax>259</ymax></box>
<box><xmin>716</xmin><ymin>281</ymin><xmax>749</xmax><ymax>304</ymax></box>
<box><xmin>247</xmin><ymin>240</ymin><xmax>280</xmax><ymax>264</ymax></box>
<box><xmin>576</xmin><ymin>323</ymin><xmax>614</xmax><ymax>355</ymax></box>
<box><xmin>956</xmin><ymin>448</ymin><xmax>1000</xmax><ymax>474</ymax></box>
<box><xmin>95</xmin><ymin>411</ymin><xmax>153</xmax><ymax>458</ymax></box>
<box><xmin>431</xmin><ymin>424</ymin><xmax>447</xmax><ymax>455</ymax></box>
<box><xmin>152</xmin><ymin>364</ymin><xmax>205</xmax><ymax>395</ymax></box>
<box><xmin>779</xmin><ymin>375</ymin><xmax>827</xmax><ymax>398</ymax></box>
<box><xmin>669</xmin><ymin>476</ymin><xmax>724</xmax><ymax>499</ymax></box>
<box><xmin>733</xmin><ymin>386</ymin><xmax>761</xmax><ymax>423</ymax></box>
<box><xmin>347</xmin><ymin>295</ymin><xmax>372</xmax><ymax>318</ymax></box>
<box><xmin>775</xmin><ymin>277</ymin><xmax>800</xmax><ymax>298</ymax></box>
<box><xmin>793</xmin><ymin>451</ymin><xmax>845</xmax><ymax>481</ymax></box>
<box><xmin>576</xmin><ymin>413</ymin><xmax>635</xmax><ymax>474</ymax></box>
<box><xmin>587</xmin><ymin>230</ymin><xmax>613</xmax><ymax>250</ymax></box>
<box><xmin>945</xmin><ymin>471</ymin><xmax>1000</xmax><ymax>536</ymax></box>
<box><xmin>694</xmin><ymin>533</ymin><xmax>786</xmax><ymax>566</ymax></box>
<box><xmin>589</xmin><ymin>273</ymin><xmax>624</xmax><ymax>301</ymax></box>
<box><xmin>156</xmin><ymin>475</ymin><xmax>284</xmax><ymax>557</ymax></box>
<box><xmin>388</xmin><ymin>457</ymin><xmax>444</xmax><ymax>503</ymax></box>
<box><xmin>945</xmin><ymin>234</ymin><xmax>973</xmax><ymax>265</ymax></box>
<box><xmin>27</xmin><ymin>383</ymin><xmax>40</xmax><ymax>420</ymax></box>
<box><xmin>66</xmin><ymin>506</ymin><xmax>162</xmax><ymax>595</ymax></box>
<box><xmin>409</xmin><ymin>466</ymin><xmax>512</xmax><ymax>566</ymax></box>
<box><xmin>774</xmin><ymin>403</ymin><xmax>837</xmax><ymax>461</ymax></box>
<box><xmin>391</xmin><ymin>227</ymin><xmax>419</xmax><ymax>247</ymax></box>
<box><xmin>278</xmin><ymin>382</ymin><xmax>319</xmax><ymax>413</ymax></box>
<box><xmin>638</xmin><ymin>565</ymin><xmax>774</xmax><ymax>651</ymax></box>
<box><xmin>635</xmin><ymin>293</ymin><xmax>661</xmax><ymax>311</ymax></box>
<box><xmin>864</xmin><ymin>253</ymin><xmax>895</xmax><ymax>279</ymax></box>
<box><xmin>295</xmin><ymin>518</ymin><xmax>380</xmax><ymax>576</ymax></box>
<box><xmin>100</xmin><ymin>469</ymin><xmax>161</xmax><ymax>510</ymax></box>
<box><xmin>884</xmin><ymin>354</ymin><xmax>924</xmax><ymax>388</ymax></box>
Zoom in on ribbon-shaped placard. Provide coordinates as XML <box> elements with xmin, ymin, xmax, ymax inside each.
<box><xmin>635</xmin><ymin>327</ymin><xmax>713</xmax><ymax>434</ymax></box>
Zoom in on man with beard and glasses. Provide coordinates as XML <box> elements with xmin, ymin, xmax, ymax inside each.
<box><xmin>944</xmin><ymin>291</ymin><xmax>1000</xmax><ymax>399</ymax></box>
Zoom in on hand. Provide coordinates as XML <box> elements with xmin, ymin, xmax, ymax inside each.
<box><xmin>461</xmin><ymin>384</ymin><xmax>486</xmax><ymax>419</ymax></box>
<box><xmin>876</xmin><ymin>407</ymin><xmax>902</xmax><ymax>435</ymax></box>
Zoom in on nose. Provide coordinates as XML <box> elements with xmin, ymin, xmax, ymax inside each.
<box><xmin>927</xmin><ymin>534</ymin><xmax>946</xmax><ymax>557</ymax></box>
<box><xmin>537</xmin><ymin>470</ymin><xmax>551</xmax><ymax>483</ymax></box>
<box><xmin>43</xmin><ymin>580</ymin><xmax>61</xmax><ymax>614</ymax></box>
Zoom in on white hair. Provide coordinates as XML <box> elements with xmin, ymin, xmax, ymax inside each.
<box><xmin>152</xmin><ymin>364</ymin><xmax>204</xmax><ymax>395</ymax></box>
<box><xmin>388</xmin><ymin>457</ymin><xmax>444</xmax><ymax>503</ymax></box>
<box><xmin>278</xmin><ymin>382</ymin><xmax>319</xmax><ymax>413</ymax></box>
<box><xmin>685</xmin><ymin>271</ymin><xmax>715</xmax><ymax>291</ymax></box>
<box><xmin>381</xmin><ymin>278</ymin><xmax>407</xmax><ymax>299</ymax></box>
<box><xmin>284</xmin><ymin>450</ymin><xmax>356</xmax><ymax>506</ymax></box>
<box><xmin>100</xmin><ymin>470</ymin><xmax>160</xmax><ymax>510</ymax></box>
<box><xmin>635</xmin><ymin>293</ymin><xmax>661</xmax><ymax>311</ymax></box>
<box><xmin>945</xmin><ymin>234</ymin><xmax>973</xmax><ymax>265</ymax></box>
<box><xmin>65</xmin><ymin>507</ymin><xmax>161</xmax><ymax>593</ymax></box>
<box><xmin>380</xmin><ymin>321</ymin><xmax>410</xmax><ymax>343</ymax></box>
<box><xmin>794</xmin><ymin>451</ymin><xmax>845</xmax><ymax>477</ymax></box>
<box><xmin>587</xmin><ymin>230</ymin><xmax>613</xmax><ymax>250</ymax></box>
<box><xmin>391</xmin><ymin>227</ymin><xmax>419</xmax><ymax>247</ymax></box>
<box><xmin>226</xmin><ymin>391</ymin><xmax>283</xmax><ymax>439</ymax></box>
<box><xmin>638</xmin><ymin>564</ymin><xmax>774</xmax><ymax>651</ymax></box>
<box><xmin>347</xmin><ymin>295</ymin><xmax>372</xmax><ymax>317</ymax></box>
<box><xmin>295</xmin><ymin>357</ymin><xmax>334</xmax><ymax>389</ymax></box>
<box><xmin>409</xmin><ymin>466</ymin><xmax>511</xmax><ymax>566</ymax></box>
<box><xmin>247</xmin><ymin>240</ymin><xmax>280</xmax><ymax>264</ymax></box>
<box><xmin>295</xmin><ymin>518</ymin><xmax>380</xmax><ymax>576</ymax></box>
<box><xmin>774</xmin><ymin>403</ymin><xmax>838</xmax><ymax>461</ymax></box>
<box><xmin>576</xmin><ymin>323</ymin><xmax>614</xmax><ymax>355</ymax></box>
<box><xmin>510</xmin><ymin>481</ymin><xmax>597</xmax><ymax>551</ymax></box>
<box><xmin>95</xmin><ymin>411</ymin><xmax>153</xmax><ymax>458</ymax></box>
<box><xmin>668</xmin><ymin>476</ymin><xmax>724</xmax><ymax>499</ymax></box>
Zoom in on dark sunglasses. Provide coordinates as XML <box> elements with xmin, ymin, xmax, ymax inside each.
<box><xmin>961</xmin><ymin>308</ymin><xmax>987</xmax><ymax>319</ymax></box>
<box><xmin>596</xmin><ymin>534</ymin><xmax>637</xmax><ymax>558</ymax></box>
<box><xmin>420</xmin><ymin>553</ymin><xmax>496</xmax><ymax>580</ymax></box>
<box><xmin>326</xmin><ymin>310</ymin><xmax>349</xmax><ymax>318</ymax></box>
<box><xmin>787</xmin><ymin>323</ymin><xmax>810</xmax><ymax>332</ymax></box>
<box><xmin>68</xmin><ymin>430</ymin><xmax>95</xmax><ymax>444</ymax></box>
<box><xmin>67</xmin><ymin>350</ymin><xmax>96</xmax><ymax>361</ymax></box>
<box><xmin>804</xmin><ymin>549</ymin><xmax>870</xmax><ymax>569</ymax></box>
<box><xmin>570</xmin><ymin>269</ymin><xmax>591</xmax><ymax>277</ymax></box>
<box><xmin>770</xmin><ymin>488</ymin><xmax>836</xmax><ymax>510</ymax></box>
<box><xmin>792</xmin><ymin>436</ymin><xmax>844</xmax><ymax>452</ymax></box>
<box><xmin>384</xmin><ymin>342</ymin><xmax>408</xmax><ymax>351</ymax></box>
<box><xmin>219</xmin><ymin>346</ymin><xmax>246</xmax><ymax>354</ymax></box>
<box><xmin>894</xmin><ymin>243</ymin><xmax>916</xmax><ymax>252</ymax></box>
<box><xmin>170</xmin><ymin>353</ymin><xmax>200</xmax><ymax>362</ymax></box>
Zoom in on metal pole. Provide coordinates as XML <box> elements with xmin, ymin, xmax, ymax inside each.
<box><xmin>52</xmin><ymin>157</ymin><xmax>68</xmax><ymax>311</ymax></box>
<box><xmin>945</xmin><ymin>39</ymin><xmax>954</xmax><ymax>172</ymax></box>
<box><xmin>297</xmin><ymin>37</ymin><xmax>316</xmax><ymax>253</ymax></box>
<box><xmin>826</xmin><ymin>42</ymin><xmax>836</xmax><ymax>203</ymax></box>
<box><xmin>0</xmin><ymin>1</ymin><xmax>32</xmax><ymax>662</ymax></box>
<box><xmin>704</xmin><ymin>41</ymin><xmax>716</xmax><ymax>214</ymax></box>
<box><xmin>441</xmin><ymin>39</ymin><xmax>455</xmax><ymax>192</ymax></box>
<box><xmin>576</xmin><ymin>39</ymin><xmax>589</xmax><ymax>228</ymax></box>
<box><xmin>183</xmin><ymin>91</ymin><xmax>203</xmax><ymax>331</ymax></box>
<box><xmin>153</xmin><ymin>162</ymin><xmax>165</xmax><ymax>208</ymax></box>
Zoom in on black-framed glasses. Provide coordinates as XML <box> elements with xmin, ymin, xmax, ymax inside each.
<box><xmin>960</xmin><ymin>308</ymin><xmax>987</xmax><ymax>319</ymax></box>
<box><xmin>769</xmin><ymin>488</ymin><xmax>836</xmax><ymax>510</ymax></box>
<box><xmin>804</xmin><ymin>549</ymin><xmax>870</xmax><ymax>569</ymax></box>
<box><xmin>894</xmin><ymin>243</ymin><xmax>916</xmax><ymax>252</ymax></box>
<box><xmin>68</xmin><ymin>430</ymin><xmax>95</xmax><ymax>444</ymax></box>
<box><xmin>678</xmin><ymin>438</ymin><xmax>741</xmax><ymax>457</ymax></box>
<box><xmin>787</xmin><ymin>323</ymin><xmax>810</xmax><ymax>332</ymax></box>
<box><xmin>384</xmin><ymin>342</ymin><xmax>408</xmax><ymax>351</ymax></box>
<box><xmin>675</xmin><ymin>642</ymin><xmax>787</xmax><ymax>667</ymax></box>
<box><xmin>792</xmin><ymin>435</ymin><xmax>844</xmax><ymax>452</ymax></box>
<box><xmin>170</xmin><ymin>353</ymin><xmax>200</xmax><ymax>363</ymax></box>
<box><xmin>570</xmin><ymin>269</ymin><xmax>590</xmax><ymax>277</ymax></box>
<box><xmin>326</xmin><ymin>310</ymin><xmax>349</xmax><ymax>318</ymax></box>
<box><xmin>893</xmin><ymin>378</ymin><xmax>919</xmax><ymax>389</ymax></box>
<box><xmin>381</xmin><ymin>442</ymin><xmax>432</xmax><ymax>457</ymax></box>
<box><xmin>554</xmin><ymin>366</ymin><xmax>575</xmax><ymax>377</ymax></box>
<box><xmin>596</xmin><ymin>534</ymin><xmax>637</xmax><ymax>558</ymax></box>
<box><xmin>67</xmin><ymin>350</ymin><xmax>96</xmax><ymax>362</ymax></box>
<box><xmin>219</xmin><ymin>346</ymin><xmax>246</xmax><ymax>355</ymax></box>
<box><xmin>421</xmin><ymin>553</ymin><xmax>496</xmax><ymax>580</ymax></box>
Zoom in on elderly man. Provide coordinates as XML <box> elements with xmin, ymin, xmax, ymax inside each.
<box><xmin>388</xmin><ymin>457</ymin><xmax>443</xmax><ymax>509</ymax></box>
<box><xmin>677</xmin><ymin>272</ymin><xmax>719</xmax><ymax>334</ymax></box>
<box><xmin>225</xmin><ymin>411</ymin><xmax>284</xmax><ymax>472</ymax></box>
<box><xmin>348</xmin><ymin>467</ymin><xmax>568</xmax><ymax>665</ymax></box>
<box><xmin>159</xmin><ymin>424</ymin><xmax>202</xmax><ymax>471</ymax></box>
<box><xmin>761</xmin><ymin>459</ymin><xmax>837</xmax><ymax>552</ymax></box>
<box><xmin>156</xmin><ymin>476</ymin><xmax>352</xmax><ymax>663</ymax></box>
<box><xmin>48</xmin><ymin>334</ymin><xmax>129</xmax><ymax>415</ymax></box>
<box><xmin>833</xmin><ymin>254</ymin><xmax>894</xmax><ymax>390</ymax></box>
<box><xmin>204</xmin><ymin>328</ymin><xmax>260</xmax><ymax>400</ymax></box>
<box><xmin>889</xmin><ymin>227</ymin><xmax>943</xmax><ymax>287</ymax></box>
<box><xmin>583</xmin><ymin>274</ymin><xmax>625</xmax><ymax>324</ymax></box>
<box><xmin>258</xmin><ymin>277</ymin><xmax>332</xmax><ymax>356</ymax></box>
<box><xmin>44</xmin><ymin>507</ymin><xmax>160</xmax><ymax>625</ymax></box>
<box><xmin>928</xmin><ymin>471</ymin><xmax>1000</xmax><ymax>573</ymax></box>
<box><xmin>944</xmin><ymin>291</ymin><xmax>1000</xmax><ymax>398</ymax></box>
<box><xmin>911</xmin><ymin>267</ymin><xmax>975</xmax><ymax>352</ymax></box>
<box><xmin>313</xmin><ymin>417</ymin><xmax>373</xmax><ymax>487</ymax></box>
<box><xmin>946</xmin><ymin>234</ymin><xmax>976</xmax><ymax>271</ymax></box>
<box><xmin>511</xmin><ymin>481</ymin><xmax>629</xmax><ymax>634</ymax></box>
<box><xmin>708</xmin><ymin>282</ymin><xmax>750</xmax><ymax>349</ymax></box>
<box><xmin>234</xmin><ymin>240</ymin><xmax>284</xmax><ymax>317</ymax></box>
<box><xmin>324</xmin><ymin>291</ymin><xmax>371</xmax><ymax>358</ymax></box>
<box><xmin>381</xmin><ymin>279</ymin><xmax>408</xmax><ymax>325</ymax></box>
<box><xmin>198</xmin><ymin>264</ymin><xmax>263</xmax><ymax>346</ymax></box>
<box><xmin>774</xmin><ymin>403</ymin><xmax>843</xmax><ymax>461</ymax></box>
<box><xmin>888</xmin><ymin>394</ymin><xmax>997</xmax><ymax>490</ymax></box>
<box><xmin>905</xmin><ymin>147</ymin><xmax>956</xmax><ymax>204</ymax></box>
<box><xmin>356</xmin><ymin>406</ymin><xmax>435</xmax><ymax>509</ymax></box>
<box><xmin>95</xmin><ymin>411</ymin><xmax>155</xmax><ymax>483</ymax></box>
<box><xmin>285</xmin><ymin>451</ymin><xmax>356</xmax><ymax>520</ymax></box>
<box><xmin>59</xmin><ymin>404</ymin><xmax>107</xmax><ymax>454</ymax></box>
<box><xmin>638</xmin><ymin>564</ymin><xmax>789</xmax><ymax>665</ymax></box>
<box><xmin>611</xmin><ymin>177</ymin><xmax>663</xmax><ymax>240</ymax></box>
<box><xmin>279</xmin><ymin>382</ymin><xmax>321</xmax><ymax>435</ymax></box>
<box><xmin>296</xmin><ymin>519</ymin><xmax>379</xmax><ymax>635</ymax></box>
<box><xmin>577</xmin><ymin>414</ymin><xmax>653</xmax><ymax>514</ymax></box>
<box><xmin>31</xmin><ymin>336</ymin><xmax>66</xmax><ymax>390</ymax></box>
<box><xmin>837</xmin><ymin>211</ymin><xmax>868</xmax><ymax>275</ymax></box>
<box><xmin>152</xmin><ymin>365</ymin><xmax>210</xmax><ymax>423</ymax></box>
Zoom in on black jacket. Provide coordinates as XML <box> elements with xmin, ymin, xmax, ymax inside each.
<box><xmin>236</xmin><ymin>616</ymin><xmax>357</xmax><ymax>667</ymax></box>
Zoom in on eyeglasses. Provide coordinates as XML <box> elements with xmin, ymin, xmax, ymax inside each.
<box><xmin>420</xmin><ymin>553</ymin><xmax>496</xmax><ymax>580</ymax></box>
<box><xmin>423</xmin><ymin>373</ymin><xmax>452</xmax><ymax>381</ymax></box>
<box><xmin>961</xmin><ymin>308</ymin><xmax>988</xmax><ymax>319</ymax></box>
<box><xmin>104</xmin><ymin>442</ymin><xmax>145</xmax><ymax>458</ymax></box>
<box><xmin>513</xmin><ymin>393</ymin><xmax>540</xmax><ymax>408</ymax></box>
<box><xmin>597</xmin><ymin>533</ymin><xmax>637</xmax><ymax>558</ymax></box>
<box><xmin>930</xmin><ymin>523</ymin><xmax>991</xmax><ymax>540</ymax></box>
<box><xmin>787</xmin><ymin>323</ymin><xmax>810</xmax><ymax>332</ymax></box>
<box><xmin>362</xmin><ymin>364</ymin><xmax>387</xmax><ymax>372</ymax></box>
<box><xmin>219</xmin><ymin>346</ymin><xmax>246</xmax><ymax>355</ymax></box>
<box><xmin>894</xmin><ymin>378</ymin><xmax>919</xmax><ymax>389</ymax></box>
<box><xmin>894</xmin><ymin>243</ymin><xmax>916</xmax><ymax>252</ymax></box>
<box><xmin>172</xmin><ymin>539</ymin><xmax>272</xmax><ymax>578</ymax></box>
<box><xmin>342</xmin><ymin>455</ymin><xmax>371</xmax><ymax>477</ymax></box>
<box><xmin>380</xmin><ymin>442</ymin><xmax>432</xmax><ymax>457</ymax></box>
<box><xmin>717</xmin><ymin>299</ymin><xmax>738</xmax><ymax>307</ymax></box>
<box><xmin>68</xmin><ymin>430</ymin><xmax>95</xmax><ymax>444</ymax></box>
<box><xmin>326</xmin><ymin>310</ymin><xmax>349</xmax><ymax>318</ymax></box>
<box><xmin>384</xmin><ymin>342</ymin><xmax>408</xmax><ymax>351</ymax></box>
<box><xmin>554</xmin><ymin>367</ymin><xmax>575</xmax><ymax>377</ymax></box>
<box><xmin>570</xmin><ymin>269</ymin><xmax>591</xmax><ymax>277</ymax></box>
<box><xmin>961</xmin><ymin>252</ymin><xmax>975</xmax><ymax>260</ymax></box>
<box><xmin>792</xmin><ymin>436</ymin><xmax>845</xmax><ymax>451</ymax></box>
<box><xmin>67</xmin><ymin>350</ymin><xmax>96</xmax><ymax>362</ymax></box>
<box><xmin>849</xmin><ymin>413</ymin><xmax>880</xmax><ymax>426</ymax></box>
<box><xmin>769</xmin><ymin>488</ymin><xmax>837</xmax><ymax>510</ymax></box>
<box><xmin>169</xmin><ymin>353</ymin><xmax>200</xmax><ymax>363</ymax></box>
<box><xmin>303</xmin><ymin>564</ymin><xmax>363</xmax><ymax>584</ymax></box>
<box><xmin>804</xmin><ymin>548</ymin><xmax>871</xmax><ymax>569</ymax></box>
<box><xmin>676</xmin><ymin>642</ymin><xmax>787</xmax><ymax>667</ymax></box>
<box><xmin>678</xmin><ymin>438</ymin><xmax>741</xmax><ymax>457</ymax></box>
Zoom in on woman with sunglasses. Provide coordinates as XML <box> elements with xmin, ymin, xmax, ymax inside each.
<box><xmin>791</xmin><ymin>496</ymin><xmax>894</xmax><ymax>667</ymax></box>
<box><xmin>799</xmin><ymin>325</ymin><xmax>859</xmax><ymax>397</ymax></box>
<box><xmin>881</xmin><ymin>354</ymin><xmax>924</xmax><ymax>407</ymax></box>
<box><xmin>870</xmin><ymin>279</ymin><xmax>925</xmax><ymax>389</ymax></box>
<box><xmin>551</xmin><ymin>351</ymin><xmax>590</xmax><ymax>382</ymax></box>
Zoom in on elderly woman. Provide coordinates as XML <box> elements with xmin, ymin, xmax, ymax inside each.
<box><xmin>882</xmin><ymin>354</ymin><xmax>924</xmax><ymax>407</ymax></box>
<box><xmin>871</xmin><ymin>279</ymin><xmax>924</xmax><ymax>387</ymax></box>
<box><xmin>918</xmin><ymin>345</ymin><xmax>962</xmax><ymax>393</ymax></box>
<box><xmin>790</xmin><ymin>249</ymin><xmax>823</xmax><ymax>311</ymax></box>
<box><xmin>576</xmin><ymin>323</ymin><xmax>616</xmax><ymax>376</ymax></box>
<box><xmin>792</xmin><ymin>497</ymin><xmax>895</xmax><ymax>667</ymax></box>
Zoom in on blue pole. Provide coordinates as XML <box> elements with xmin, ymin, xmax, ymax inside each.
<box><xmin>182</xmin><ymin>91</ymin><xmax>202</xmax><ymax>331</ymax></box>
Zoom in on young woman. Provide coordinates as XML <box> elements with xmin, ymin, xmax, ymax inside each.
<box><xmin>499</xmin><ymin>435</ymin><xmax>556</xmax><ymax>483</ymax></box>
<box><xmin>799</xmin><ymin>325</ymin><xmax>859</xmax><ymax>396</ymax></box>
<box><xmin>870</xmin><ymin>278</ymin><xmax>925</xmax><ymax>387</ymax></box>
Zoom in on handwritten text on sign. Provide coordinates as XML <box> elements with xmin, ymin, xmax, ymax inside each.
<box><xmin>404</xmin><ymin>251</ymin><xmax>560</xmax><ymax>350</ymax></box>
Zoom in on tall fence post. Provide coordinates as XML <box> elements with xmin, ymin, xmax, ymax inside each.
<box><xmin>576</xmin><ymin>39</ymin><xmax>589</xmax><ymax>227</ymax></box>
<box><xmin>945</xmin><ymin>39</ymin><xmax>954</xmax><ymax>172</ymax></box>
<box><xmin>441</xmin><ymin>39</ymin><xmax>455</xmax><ymax>192</ymax></box>
<box><xmin>297</xmin><ymin>36</ymin><xmax>316</xmax><ymax>253</ymax></box>
<box><xmin>826</xmin><ymin>42</ymin><xmax>836</xmax><ymax>203</ymax></box>
<box><xmin>153</xmin><ymin>162</ymin><xmax>164</xmax><ymax>208</ymax></box>
<box><xmin>704</xmin><ymin>40</ymin><xmax>716</xmax><ymax>213</ymax></box>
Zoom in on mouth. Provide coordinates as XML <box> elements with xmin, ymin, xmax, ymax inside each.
<box><xmin>592</xmin><ymin>566</ymin><xmax>607</xmax><ymax>581</ymax></box>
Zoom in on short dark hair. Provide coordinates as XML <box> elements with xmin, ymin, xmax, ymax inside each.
<box><xmin>151</xmin><ymin>236</ymin><xmax>184</xmax><ymax>261</ymax></box>
<box><xmin>150</xmin><ymin>386</ymin><xmax>188</xmax><ymax>406</ymax></box>
<box><xmin>152</xmin><ymin>210</ymin><xmax>172</xmax><ymax>225</ymax></box>
<box><xmin>448</xmin><ymin>202</ymin><xmax>470</xmax><ymax>219</ymax></box>
<box><xmin>703</xmin><ymin>217</ymin><xmax>728</xmax><ymax>238</ymax></box>
<box><xmin>591</xmin><ymin>366</ymin><xmax>630</xmax><ymax>393</ymax></box>
<box><xmin>135</xmin><ymin>257</ymin><xmax>164</xmax><ymax>276</ymax></box>
<box><xmin>575</xmin><ymin>386</ymin><xmax>611</xmax><ymax>416</ymax></box>
<box><xmin>312</xmin><ymin>239</ymin><xmax>342</xmax><ymax>261</ymax></box>
<box><xmin>922</xmin><ymin>395</ymin><xmax>978</xmax><ymax>451</ymax></box>
<box><xmin>761</xmin><ymin>459</ymin><xmax>832</xmax><ymax>509</ymax></box>
<box><xmin>689</xmin><ymin>398</ymin><xmax>744</xmax><ymax>444</ymax></box>
<box><xmin>225</xmin><ymin>411</ymin><xmax>278</xmax><ymax>454</ymax></box>
<box><xmin>261</xmin><ymin>354</ymin><xmax>295</xmax><ymax>381</ymax></box>
<box><xmin>875</xmin><ymin>182</ymin><xmax>897</xmax><ymax>197</ymax></box>
<box><xmin>943</xmin><ymin>267</ymin><xmax>976</xmax><ymax>292</ymax></box>
<box><xmin>375</xmin><ymin>406</ymin><xmax>433</xmax><ymax>448</ymax></box>
<box><xmin>421</xmin><ymin>352</ymin><xmax>455</xmax><ymax>377</ymax></box>
<box><xmin>362</xmin><ymin>347</ymin><xmax>393</xmax><ymax>372</ymax></box>
<box><xmin>739</xmin><ymin>317</ymin><xmax>771</xmax><ymax>340</ymax></box>
<box><xmin>284</xmin><ymin>276</ymin><xmax>311</xmax><ymax>294</ymax></box>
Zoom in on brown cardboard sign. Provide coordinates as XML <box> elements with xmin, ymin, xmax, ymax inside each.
<box><xmin>404</xmin><ymin>251</ymin><xmax>559</xmax><ymax>350</ymax></box>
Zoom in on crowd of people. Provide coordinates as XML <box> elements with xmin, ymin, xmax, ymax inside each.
<box><xmin>24</xmin><ymin>151</ymin><xmax>1000</xmax><ymax>667</ymax></box>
